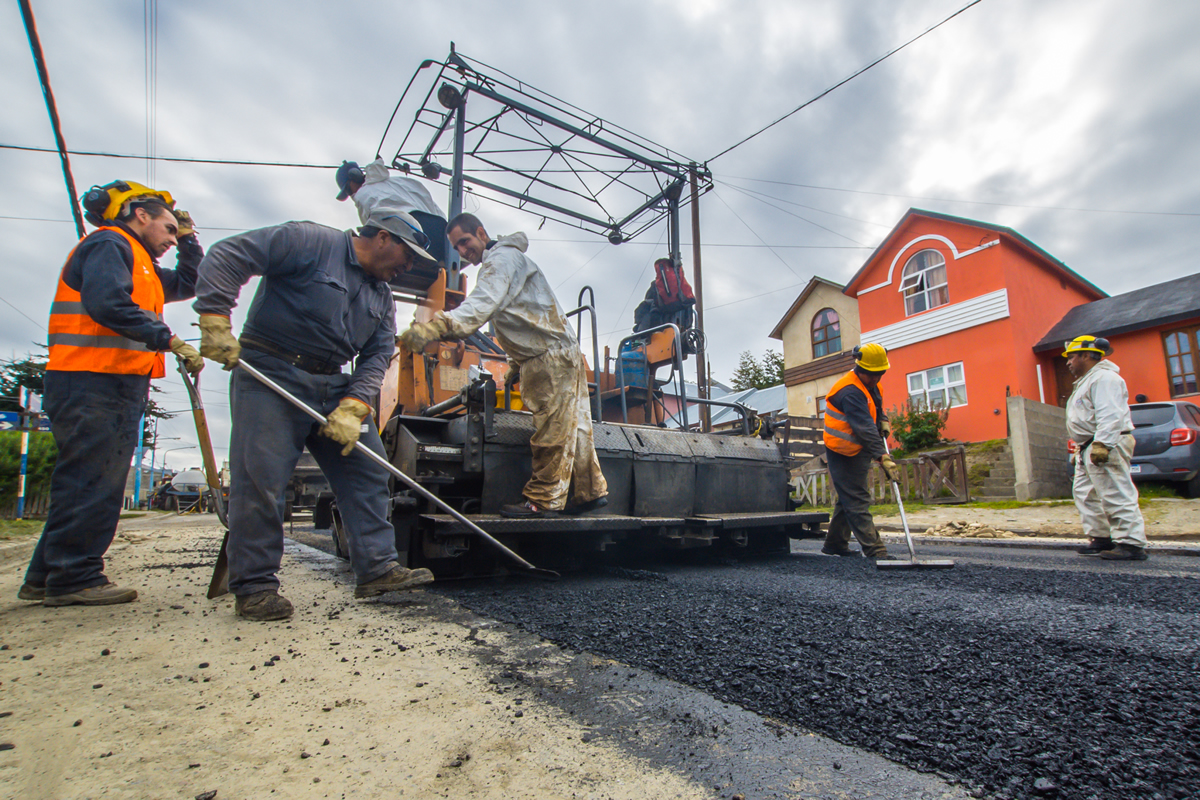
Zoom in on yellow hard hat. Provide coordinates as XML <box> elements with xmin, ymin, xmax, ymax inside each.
<box><xmin>1062</xmin><ymin>335</ymin><xmax>1111</xmax><ymax>357</ymax></box>
<box><xmin>854</xmin><ymin>342</ymin><xmax>890</xmax><ymax>372</ymax></box>
<box><xmin>81</xmin><ymin>181</ymin><xmax>175</xmax><ymax>227</ymax></box>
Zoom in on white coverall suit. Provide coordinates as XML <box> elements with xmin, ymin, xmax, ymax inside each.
<box><xmin>1066</xmin><ymin>359</ymin><xmax>1147</xmax><ymax>548</ymax></box>
<box><xmin>438</xmin><ymin>233</ymin><xmax>607</xmax><ymax>510</ymax></box>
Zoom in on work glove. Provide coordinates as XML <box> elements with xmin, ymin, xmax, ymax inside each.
<box><xmin>504</xmin><ymin>359</ymin><xmax>520</xmax><ymax>390</ymax></box>
<box><xmin>169</xmin><ymin>335</ymin><xmax>204</xmax><ymax>375</ymax></box>
<box><xmin>397</xmin><ymin>313</ymin><xmax>451</xmax><ymax>353</ymax></box>
<box><xmin>320</xmin><ymin>397</ymin><xmax>372</xmax><ymax>456</ymax></box>
<box><xmin>880</xmin><ymin>453</ymin><xmax>901</xmax><ymax>483</ymax></box>
<box><xmin>880</xmin><ymin>418</ymin><xmax>892</xmax><ymax>438</ymax></box>
<box><xmin>198</xmin><ymin>314</ymin><xmax>241</xmax><ymax>369</ymax></box>
<box><xmin>1090</xmin><ymin>441</ymin><xmax>1110</xmax><ymax>465</ymax></box>
<box><xmin>174</xmin><ymin>210</ymin><xmax>196</xmax><ymax>238</ymax></box>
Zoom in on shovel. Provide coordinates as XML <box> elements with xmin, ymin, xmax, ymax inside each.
<box><xmin>174</xmin><ymin>358</ymin><xmax>233</xmax><ymax>598</ymax></box>
<box><xmin>235</xmin><ymin>360</ymin><xmax>559</xmax><ymax>580</ymax></box>
<box><xmin>876</xmin><ymin>440</ymin><xmax>955</xmax><ymax>571</ymax></box>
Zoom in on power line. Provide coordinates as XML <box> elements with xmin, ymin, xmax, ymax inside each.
<box><xmin>708</xmin><ymin>0</ymin><xmax>984</xmax><ymax>163</ymax></box>
<box><xmin>716</xmin><ymin>180</ymin><xmax>865</xmax><ymax>245</ymax></box>
<box><xmin>0</xmin><ymin>143</ymin><xmax>332</xmax><ymax>170</ymax></box>
<box><xmin>0</xmin><ymin>294</ymin><xmax>44</xmax><ymax>329</ymax></box>
<box><xmin>717</xmin><ymin>173</ymin><xmax>1200</xmax><ymax>218</ymax></box>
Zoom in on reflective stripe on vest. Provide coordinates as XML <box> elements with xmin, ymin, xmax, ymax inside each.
<box><xmin>823</xmin><ymin>370</ymin><xmax>878</xmax><ymax>456</ymax></box>
<box><xmin>47</xmin><ymin>226</ymin><xmax>166</xmax><ymax>378</ymax></box>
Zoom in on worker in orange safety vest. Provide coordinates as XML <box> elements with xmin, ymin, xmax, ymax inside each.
<box><xmin>20</xmin><ymin>181</ymin><xmax>204</xmax><ymax>607</ymax></box>
<box><xmin>821</xmin><ymin>342</ymin><xmax>900</xmax><ymax>560</ymax></box>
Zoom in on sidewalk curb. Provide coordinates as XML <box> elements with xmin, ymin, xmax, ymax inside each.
<box><xmin>0</xmin><ymin>538</ymin><xmax>37</xmax><ymax>568</ymax></box>
<box><xmin>876</xmin><ymin>527</ymin><xmax>1200</xmax><ymax>557</ymax></box>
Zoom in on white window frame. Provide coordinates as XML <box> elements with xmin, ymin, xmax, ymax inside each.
<box><xmin>899</xmin><ymin>249</ymin><xmax>949</xmax><ymax>316</ymax></box>
<box><xmin>907</xmin><ymin>362</ymin><xmax>967</xmax><ymax>410</ymax></box>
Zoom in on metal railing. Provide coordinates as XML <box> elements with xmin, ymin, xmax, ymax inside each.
<box><xmin>565</xmin><ymin>286</ymin><xmax>602</xmax><ymax>422</ymax></box>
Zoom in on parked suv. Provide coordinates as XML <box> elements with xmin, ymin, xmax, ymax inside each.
<box><xmin>1129</xmin><ymin>400</ymin><xmax>1200</xmax><ymax>497</ymax></box>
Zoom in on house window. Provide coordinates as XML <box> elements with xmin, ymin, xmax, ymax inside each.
<box><xmin>812</xmin><ymin>308</ymin><xmax>841</xmax><ymax>358</ymax></box>
<box><xmin>899</xmin><ymin>249</ymin><xmax>949</xmax><ymax>315</ymax></box>
<box><xmin>1163</xmin><ymin>327</ymin><xmax>1200</xmax><ymax>396</ymax></box>
<box><xmin>816</xmin><ymin>395</ymin><xmax>827</xmax><ymax>416</ymax></box>
<box><xmin>907</xmin><ymin>362</ymin><xmax>967</xmax><ymax>409</ymax></box>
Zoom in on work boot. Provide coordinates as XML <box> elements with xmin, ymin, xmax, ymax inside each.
<box><xmin>564</xmin><ymin>495</ymin><xmax>609</xmax><ymax>515</ymax></box>
<box><xmin>355</xmin><ymin>565</ymin><xmax>434</xmax><ymax>598</ymax></box>
<box><xmin>17</xmin><ymin>583</ymin><xmax>45</xmax><ymax>601</ymax></box>
<box><xmin>1078</xmin><ymin>537</ymin><xmax>1114</xmax><ymax>556</ymax></box>
<box><xmin>43</xmin><ymin>583</ymin><xmax>138</xmax><ymax>607</ymax></box>
<box><xmin>235</xmin><ymin>590</ymin><xmax>294</xmax><ymax>621</ymax></box>
<box><xmin>820</xmin><ymin>544</ymin><xmax>862</xmax><ymax>557</ymax></box>
<box><xmin>1099</xmin><ymin>543</ymin><xmax>1148</xmax><ymax>561</ymax></box>
<box><xmin>500</xmin><ymin>500</ymin><xmax>553</xmax><ymax>519</ymax></box>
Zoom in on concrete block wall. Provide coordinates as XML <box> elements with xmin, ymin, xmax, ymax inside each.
<box><xmin>1007</xmin><ymin>396</ymin><xmax>1073</xmax><ymax>500</ymax></box>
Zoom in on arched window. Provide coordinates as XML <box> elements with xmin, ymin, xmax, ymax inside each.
<box><xmin>899</xmin><ymin>249</ymin><xmax>949</xmax><ymax>315</ymax></box>
<box><xmin>812</xmin><ymin>308</ymin><xmax>841</xmax><ymax>358</ymax></box>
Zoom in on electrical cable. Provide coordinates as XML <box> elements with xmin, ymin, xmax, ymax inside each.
<box><xmin>710</xmin><ymin>190</ymin><xmax>805</xmax><ymax>282</ymax></box>
<box><xmin>708</xmin><ymin>0</ymin><xmax>984</xmax><ymax>163</ymax></box>
<box><xmin>0</xmin><ymin>143</ymin><xmax>332</xmax><ymax>170</ymax></box>
<box><xmin>0</xmin><ymin>294</ymin><xmax>44</xmax><ymax>329</ymax></box>
<box><xmin>717</xmin><ymin>173</ymin><xmax>1200</xmax><ymax>218</ymax></box>
<box><xmin>716</xmin><ymin>180</ymin><xmax>864</xmax><ymax>244</ymax></box>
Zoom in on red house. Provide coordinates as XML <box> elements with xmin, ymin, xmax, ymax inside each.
<box><xmin>844</xmin><ymin>209</ymin><xmax>1106</xmax><ymax>443</ymax></box>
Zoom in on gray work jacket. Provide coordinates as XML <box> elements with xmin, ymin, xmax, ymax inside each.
<box><xmin>193</xmin><ymin>222</ymin><xmax>396</xmax><ymax>405</ymax></box>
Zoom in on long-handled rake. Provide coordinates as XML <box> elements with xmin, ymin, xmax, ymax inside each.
<box><xmin>876</xmin><ymin>440</ymin><xmax>955</xmax><ymax>571</ymax></box>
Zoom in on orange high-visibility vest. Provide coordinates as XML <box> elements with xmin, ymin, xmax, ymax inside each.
<box><xmin>823</xmin><ymin>370</ymin><xmax>878</xmax><ymax>456</ymax></box>
<box><xmin>47</xmin><ymin>226</ymin><xmax>166</xmax><ymax>378</ymax></box>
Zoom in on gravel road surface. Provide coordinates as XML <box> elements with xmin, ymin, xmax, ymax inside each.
<box><xmin>436</xmin><ymin>540</ymin><xmax>1200</xmax><ymax>800</ymax></box>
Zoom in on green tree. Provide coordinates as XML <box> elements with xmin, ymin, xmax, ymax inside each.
<box><xmin>729</xmin><ymin>349</ymin><xmax>785</xmax><ymax>391</ymax></box>
<box><xmin>0</xmin><ymin>431</ymin><xmax>57</xmax><ymax>506</ymax></box>
<box><xmin>1</xmin><ymin>350</ymin><xmax>176</xmax><ymax>444</ymax></box>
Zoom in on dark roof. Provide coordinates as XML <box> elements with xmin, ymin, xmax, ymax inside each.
<box><xmin>843</xmin><ymin>208</ymin><xmax>1107</xmax><ymax>300</ymax></box>
<box><xmin>1033</xmin><ymin>272</ymin><xmax>1200</xmax><ymax>352</ymax></box>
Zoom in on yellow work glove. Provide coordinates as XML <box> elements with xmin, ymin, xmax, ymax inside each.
<box><xmin>174</xmin><ymin>210</ymin><xmax>196</xmax><ymax>238</ymax></box>
<box><xmin>880</xmin><ymin>418</ymin><xmax>892</xmax><ymax>438</ymax></box>
<box><xmin>1090</xmin><ymin>441</ymin><xmax>1110</xmax><ymax>465</ymax></box>
<box><xmin>168</xmin><ymin>335</ymin><xmax>204</xmax><ymax>375</ymax></box>
<box><xmin>320</xmin><ymin>397</ymin><xmax>372</xmax><ymax>456</ymax></box>
<box><xmin>198</xmin><ymin>314</ymin><xmax>241</xmax><ymax>369</ymax></box>
<box><xmin>504</xmin><ymin>359</ymin><xmax>520</xmax><ymax>390</ymax></box>
<box><xmin>397</xmin><ymin>313</ymin><xmax>451</xmax><ymax>353</ymax></box>
<box><xmin>880</xmin><ymin>453</ymin><xmax>901</xmax><ymax>483</ymax></box>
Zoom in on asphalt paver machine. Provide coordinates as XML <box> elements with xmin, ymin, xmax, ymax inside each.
<box><xmin>331</xmin><ymin>46</ymin><xmax>828</xmax><ymax>576</ymax></box>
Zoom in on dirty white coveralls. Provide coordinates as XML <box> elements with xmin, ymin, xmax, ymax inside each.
<box><xmin>1066</xmin><ymin>359</ymin><xmax>1147</xmax><ymax>547</ymax></box>
<box><xmin>351</xmin><ymin>158</ymin><xmax>445</xmax><ymax>222</ymax></box>
<box><xmin>440</xmin><ymin>233</ymin><xmax>607</xmax><ymax>510</ymax></box>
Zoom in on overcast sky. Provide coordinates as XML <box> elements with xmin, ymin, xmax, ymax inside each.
<box><xmin>3</xmin><ymin>0</ymin><xmax>1198</xmax><ymax>473</ymax></box>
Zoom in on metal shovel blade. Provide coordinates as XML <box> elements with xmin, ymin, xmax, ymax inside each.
<box><xmin>876</xmin><ymin>557</ymin><xmax>956</xmax><ymax>570</ymax></box>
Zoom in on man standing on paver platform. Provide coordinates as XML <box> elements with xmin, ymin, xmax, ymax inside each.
<box><xmin>1064</xmin><ymin>335</ymin><xmax>1149</xmax><ymax>560</ymax></box>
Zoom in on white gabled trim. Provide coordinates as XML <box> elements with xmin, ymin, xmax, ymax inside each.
<box><xmin>860</xmin><ymin>288</ymin><xmax>1010</xmax><ymax>350</ymax></box>
<box><xmin>856</xmin><ymin>236</ymin><xmax>1000</xmax><ymax>296</ymax></box>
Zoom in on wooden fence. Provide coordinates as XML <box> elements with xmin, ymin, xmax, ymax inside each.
<box><xmin>1</xmin><ymin>492</ymin><xmax>50</xmax><ymax>520</ymax></box>
<box><xmin>791</xmin><ymin>444</ymin><xmax>971</xmax><ymax>507</ymax></box>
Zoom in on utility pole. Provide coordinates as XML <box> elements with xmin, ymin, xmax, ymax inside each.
<box><xmin>19</xmin><ymin>0</ymin><xmax>85</xmax><ymax>239</ymax></box>
<box><xmin>16</xmin><ymin>387</ymin><xmax>30</xmax><ymax>519</ymax></box>
<box><xmin>689</xmin><ymin>164</ymin><xmax>710</xmax><ymax>432</ymax></box>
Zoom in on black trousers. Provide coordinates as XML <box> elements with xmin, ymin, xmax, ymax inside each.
<box><xmin>824</xmin><ymin>448</ymin><xmax>887</xmax><ymax>557</ymax></box>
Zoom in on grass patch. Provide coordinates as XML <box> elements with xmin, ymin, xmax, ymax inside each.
<box><xmin>0</xmin><ymin>519</ymin><xmax>43</xmax><ymax>539</ymax></box>
<box><xmin>119</xmin><ymin>513</ymin><xmax>146</xmax><ymax>519</ymax></box>
<box><xmin>1137</xmin><ymin>482</ymin><xmax>1183</xmax><ymax>500</ymax></box>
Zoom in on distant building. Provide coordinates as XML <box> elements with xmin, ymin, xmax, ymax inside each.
<box><xmin>1034</xmin><ymin>272</ymin><xmax>1200</xmax><ymax>404</ymax></box>
<box><xmin>667</xmin><ymin>384</ymin><xmax>788</xmax><ymax>432</ymax></box>
<box><xmin>769</xmin><ymin>276</ymin><xmax>861</xmax><ymax>419</ymax></box>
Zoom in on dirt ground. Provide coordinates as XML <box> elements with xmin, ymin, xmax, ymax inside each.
<box><xmin>0</xmin><ymin>515</ymin><xmax>715</xmax><ymax>800</ymax></box>
<box><xmin>874</xmin><ymin>497</ymin><xmax>1200</xmax><ymax>540</ymax></box>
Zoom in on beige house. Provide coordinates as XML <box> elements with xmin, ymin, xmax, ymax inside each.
<box><xmin>768</xmin><ymin>277</ymin><xmax>861</xmax><ymax>418</ymax></box>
